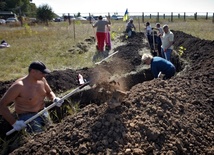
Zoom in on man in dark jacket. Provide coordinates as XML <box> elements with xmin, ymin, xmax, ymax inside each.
<box><xmin>142</xmin><ymin>53</ymin><xmax>176</xmax><ymax>79</ymax></box>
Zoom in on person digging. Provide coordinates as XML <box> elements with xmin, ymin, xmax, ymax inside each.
<box><xmin>0</xmin><ymin>61</ymin><xmax>64</xmax><ymax>134</ymax></box>
<box><xmin>142</xmin><ymin>53</ymin><xmax>176</xmax><ymax>80</ymax></box>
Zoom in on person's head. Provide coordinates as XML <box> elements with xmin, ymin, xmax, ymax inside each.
<box><xmin>142</xmin><ymin>54</ymin><xmax>153</xmax><ymax>65</ymax></box>
<box><xmin>146</xmin><ymin>22</ymin><xmax>150</xmax><ymax>26</ymax></box>
<box><xmin>129</xmin><ymin>18</ymin><xmax>133</xmax><ymax>23</ymax></box>
<box><xmin>156</xmin><ymin>23</ymin><xmax>160</xmax><ymax>28</ymax></box>
<box><xmin>28</xmin><ymin>61</ymin><xmax>50</xmax><ymax>74</ymax></box>
<box><xmin>98</xmin><ymin>15</ymin><xmax>103</xmax><ymax>20</ymax></box>
<box><xmin>163</xmin><ymin>24</ymin><xmax>169</xmax><ymax>33</ymax></box>
<box><xmin>1</xmin><ymin>40</ymin><xmax>6</xmax><ymax>44</ymax></box>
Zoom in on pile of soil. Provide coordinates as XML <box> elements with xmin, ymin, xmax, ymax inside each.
<box><xmin>0</xmin><ymin>30</ymin><xmax>214</xmax><ymax>155</ymax></box>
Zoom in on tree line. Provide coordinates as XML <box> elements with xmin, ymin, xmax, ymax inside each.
<box><xmin>0</xmin><ymin>0</ymin><xmax>57</xmax><ymax>25</ymax></box>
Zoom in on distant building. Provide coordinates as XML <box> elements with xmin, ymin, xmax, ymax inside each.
<box><xmin>0</xmin><ymin>11</ymin><xmax>17</xmax><ymax>20</ymax></box>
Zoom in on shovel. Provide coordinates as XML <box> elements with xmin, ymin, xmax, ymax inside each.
<box><xmin>6</xmin><ymin>81</ymin><xmax>90</xmax><ymax>136</ymax></box>
<box><xmin>95</xmin><ymin>50</ymin><xmax>118</xmax><ymax>65</ymax></box>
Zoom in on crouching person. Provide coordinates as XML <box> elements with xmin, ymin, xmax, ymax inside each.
<box><xmin>0</xmin><ymin>61</ymin><xmax>64</xmax><ymax>134</ymax></box>
<box><xmin>142</xmin><ymin>54</ymin><xmax>176</xmax><ymax>80</ymax></box>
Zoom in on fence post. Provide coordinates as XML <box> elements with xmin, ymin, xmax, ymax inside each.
<box><xmin>206</xmin><ymin>12</ymin><xmax>208</xmax><ymax>20</ymax></box>
<box><xmin>142</xmin><ymin>12</ymin><xmax>144</xmax><ymax>23</ymax></box>
<box><xmin>73</xmin><ymin>19</ymin><xmax>76</xmax><ymax>40</ymax></box>
<box><xmin>150</xmin><ymin>14</ymin><xmax>151</xmax><ymax>19</ymax></box>
<box><xmin>178</xmin><ymin>13</ymin><xmax>180</xmax><ymax>19</ymax></box>
<box><xmin>163</xmin><ymin>14</ymin><xmax>165</xmax><ymax>19</ymax></box>
<box><xmin>89</xmin><ymin>13</ymin><xmax>92</xmax><ymax>23</ymax></box>
<box><xmin>213</xmin><ymin>13</ymin><xmax>214</xmax><ymax>23</ymax></box>
<box><xmin>194</xmin><ymin>12</ymin><xmax>197</xmax><ymax>20</ymax></box>
<box><xmin>138</xmin><ymin>16</ymin><xmax>140</xmax><ymax>32</ymax></box>
<box><xmin>157</xmin><ymin>12</ymin><xmax>159</xmax><ymax>22</ymax></box>
<box><xmin>184</xmin><ymin>12</ymin><xmax>186</xmax><ymax>21</ymax></box>
<box><xmin>171</xmin><ymin>12</ymin><xmax>173</xmax><ymax>22</ymax></box>
<box><xmin>68</xmin><ymin>13</ymin><xmax>71</xmax><ymax>25</ymax></box>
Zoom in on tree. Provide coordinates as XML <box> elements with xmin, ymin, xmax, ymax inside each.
<box><xmin>1</xmin><ymin>0</ymin><xmax>35</xmax><ymax>17</ymax></box>
<box><xmin>76</xmin><ymin>12</ymin><xmax>81</xmax><ymax>17</ymax></box>
<box><xmin>36</xmin><ymin>4</ymin><xmax>54</xmax><ymax>26</ymax></box>
<box><xmin>0</xmin><ymin>1</ymin><xmax>7</xmax><ymax>11</ymax></box>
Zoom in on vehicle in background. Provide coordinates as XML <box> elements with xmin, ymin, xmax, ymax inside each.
<box><xmin>75</xmin><ymin>17</ymin><xmax>86</xmax><ymax>21</ymax></box>
<box><xmin>111</xmin><ymin>15</ymin><xmax>123</xmax><ymax>20</ymax></box>
<box><xmin>6</xmin><ymin>17</ymin><xmax>18</xmax><ymax>23</ymax></box>
<box><xmin>0</xmin><ymin>19</ymin><xmax>6</xmax><ymax>24</ymax></box>
<box><xmin>54</xmin><ymin>17</ymin><xmax>64</xmax><ymax>22</ymax></box>
<box><xmin>69</xmin><ymin>16</ymin><xmax>76</xmax><ymax>20</ymax></box>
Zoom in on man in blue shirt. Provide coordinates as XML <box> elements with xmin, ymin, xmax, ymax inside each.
<box><xmin>142</xmin><ymin>54</ymin><xmax>176</xmax><ymax>79</ymax></box>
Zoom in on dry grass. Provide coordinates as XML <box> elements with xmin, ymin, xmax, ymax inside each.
<box><xmin>0</xmin><ymin>19</ymin><xmax>213</xmax><ymax>81</ymax></box>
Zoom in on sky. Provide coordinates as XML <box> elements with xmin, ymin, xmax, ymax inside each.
<box><xmin>32</xmin><ymin>0</ymin><xmax>214</xmax><ymax>16</ymax></box>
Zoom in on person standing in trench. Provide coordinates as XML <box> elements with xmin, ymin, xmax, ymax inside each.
<box><xmin>160</xmin><ymin>24</ymin><xmax>174</xmax><ymax>61</ymax></box>
<box><xmin>0</xmin><ymin>61</ymin><xmax>64</xmax><ymax>133</ymax></box>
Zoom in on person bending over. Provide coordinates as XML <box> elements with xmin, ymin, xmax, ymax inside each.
<box><xmin>142</xmin><ymin>53</ymin><xmax>176</xmax><ymax>80</ymax></box>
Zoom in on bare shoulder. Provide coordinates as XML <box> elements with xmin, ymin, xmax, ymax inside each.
<box><xmin>4</xmin><ymin>77</ymin><xmax>25</xmax><ymax>96</ymax></box>
<box><xmin>12</xmin><ymin>76</ymin><xmax>26</xmax><ymax>86</ymax></box>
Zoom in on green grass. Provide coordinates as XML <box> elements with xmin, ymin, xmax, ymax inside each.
<box><xmin>0</xmin><ymin>19</ymin><xmax>213</xmax><ymax>81</ymax></box>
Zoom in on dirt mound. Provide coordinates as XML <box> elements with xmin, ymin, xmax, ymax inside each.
<box><xmin>1</xmin><ymin>31</ymin><xmax>214</xmax><ymax>155</ymax></box>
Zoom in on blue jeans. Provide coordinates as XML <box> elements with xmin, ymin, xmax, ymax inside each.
<box><xmin>161</xmin><ymin>48</ymin><xmax>172</xmax><ymax>61</ymax></box>
<box><xmin>18</xmin><ymin>112</ymin><xmax>50</xmax><ymax>133</ymax></box>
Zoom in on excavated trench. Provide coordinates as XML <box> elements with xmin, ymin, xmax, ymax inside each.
<box><xmin>66</xmin><ymin>32</ymin><xmax>186</xmax><ymax>109</ymax></box>
<box><xmin>0</xmin><ymin>31</ymin><xmax>186</xmax><ymax>138</ymax></box>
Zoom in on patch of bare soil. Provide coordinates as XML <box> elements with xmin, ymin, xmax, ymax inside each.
<box><xmin>0</xmin><ymin>30</ymin><xmax>214</xmax><ymax>155</ymax></box>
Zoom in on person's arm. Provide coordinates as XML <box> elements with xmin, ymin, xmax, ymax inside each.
<box><xmin>0</xmin><ymin>83</ymin><xmax>21</xmax><ymax>125</ymax></box>
<box><xmin>43</xmin><ymin>78</ymin><xmax>56</xmax><ymax>102</ymax></box>
<box><xmin>43</xmin><ymin>78</ymin><xmax>64</xmax><ymax>107</ymax></box>
<box><xmin>92</xmin><ymin>21</ymin><xmax>97</xmax><ymax>28</ymax></box>
<box><xmin>133</xmin><ymin>24</ymin><xmax>136</xmax><ymax>30</ymax></box>
<box><xmin>151</xmin><ymin>64</ymin><xmax>159</xmax><ymax>78</ymax></box>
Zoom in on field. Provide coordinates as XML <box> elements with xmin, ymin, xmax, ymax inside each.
<box><xmin>0</xmin><ymin>18</ymin><xmax>214</xmax><ymax>154</ymax></box>
<box><xmin>0</xmin><ymin>18</ymin><xmax>213</xmax><ymax>81</ymax></box>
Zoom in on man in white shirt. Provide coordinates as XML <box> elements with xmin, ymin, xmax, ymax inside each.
<box><xmin>160</xmin><ymin>24</ymin><xmax>174</xmax><ymax>61</ymax></box>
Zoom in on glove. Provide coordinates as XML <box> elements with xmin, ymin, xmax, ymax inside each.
<box><xmin>78</xmin><ymin>74</ymin><xmax>85</xmax><ymax>85</ymax></box>
<box><xmin>12</xmin><ymin>120</ymin><xmax>27</xmax><ymax>131</ymax></box>
<box><xmin>54</xmin><ymin>97</ymin><xmax>64</xmax><ymax>107</ymax></box>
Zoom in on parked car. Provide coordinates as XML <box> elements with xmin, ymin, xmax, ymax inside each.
<box><xmin>69</xmin><ymin>16</ymin><xmax>76</xmax><ymax>20</ymax></box>
<box><xmin>6</xmin><ymin>17</ymin><xmax>18</xmax><ymax>23</ymax></box>
<box><xmin>75</xmin><ymin>17</ymin><xmax>86</xmax><ymax>21</ymax></box>
<box><xmin>54</xmin><ymin>17</ymin><xmax>64</xmax><ymax>22</ymax></box>
<box><xmin>0</xmin><ymin>19</ymin><xmax>6</xmax><ymax>24</ymax></box>
<box><xmin>111</xmin><ymin>15</ymin><xmax>123</xmax><ymax>20</ymax></box>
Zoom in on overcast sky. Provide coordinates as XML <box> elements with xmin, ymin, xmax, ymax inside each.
<box><xmin>32</xmin><ymin>0</ymin><xmax>214</xmax><ymax>16</ymax></box>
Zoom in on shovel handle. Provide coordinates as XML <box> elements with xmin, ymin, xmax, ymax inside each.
<box><xmin>6</xmin><ymin>129</ymin><xmax>16</xmax><ymax>136</ymax></box>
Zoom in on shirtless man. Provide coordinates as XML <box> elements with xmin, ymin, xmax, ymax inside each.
<box><xmin>0</xmin><ymin>61</ymin><xmax>63</xmax><ymax>133</ymax></box>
